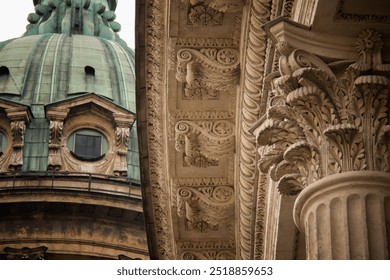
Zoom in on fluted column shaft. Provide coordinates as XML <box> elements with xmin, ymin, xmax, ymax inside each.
<box><xmin>294</xmin><ymin>171</ymin><xmax>390</xmax><ymax>260</ymax></box>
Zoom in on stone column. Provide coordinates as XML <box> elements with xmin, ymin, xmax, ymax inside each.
<box><xmin>253</xmin><ymin>28</ymin><xmax>390</xmax><ymax>259</ymax></box>
<box><xmin>294</xmin><ymin>171</ymin><xmax>390</xmax><ymax>259</ymax></box>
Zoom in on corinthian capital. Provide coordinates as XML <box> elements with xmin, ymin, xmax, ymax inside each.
<box><xmin>252</xmin><ymin>29</ymin><xmax>390</xmax><ymax>196</ymax></box>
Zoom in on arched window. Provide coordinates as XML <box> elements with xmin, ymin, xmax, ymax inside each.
<box><xmin>0</xmin><ymin>66</ymin><xmax>10</xmax><ymax>78</ymax></box>
<box><xmin>67</xmin><ymin>129</ymin><xmax>108</xmax><ymax>160</ymax></box>
<box><xmin>84</xmin><ymin>66</ymin><xmax>95</xmax><ymax>77</ymax></box>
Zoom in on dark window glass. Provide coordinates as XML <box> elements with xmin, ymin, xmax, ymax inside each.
<box><xmin>0</xmin><ymin>66</ymin><xmax>9</xmax><ymax>77</ymax></box>
<box><xmin>84</xmin><ymin>66</ymin><xmax>95</xmax><ymax>76</ymax></box>
<box><xmin>74</xmin><ymin>133</ymin><xmax>102</xmax><ymax>159</ymax></box>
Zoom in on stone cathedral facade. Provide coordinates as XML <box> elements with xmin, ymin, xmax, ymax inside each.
<box><xmin>1</xmin><ymin>0</ymin><xmax>390</xmax><ymax>260</ymax></box>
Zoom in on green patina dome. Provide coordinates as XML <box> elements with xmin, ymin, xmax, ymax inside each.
<box><xmin>0</xmin><ymin>34</ymin><xmax>135</xmax><ymax>111</ymax></box>
<box><xmin>0</xmin><ymin>0</ymin><xmax>139</xmax><ymax>181</ymax></box>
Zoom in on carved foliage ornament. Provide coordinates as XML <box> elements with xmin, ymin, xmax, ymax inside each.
<box><xmin>188</xmin><ymin>3</ymin><xmax>224</xmax><ymax>26</ymax></box>
<box><xmin>182</xmin><ymin>0</ymin><xmax>245</xmax><ymax>13</ymax></box>
<box><xmin>176</xmin><ymin>48</ymin><xmax>240</xmax><ymax>91</ymax></box>
<box><xmin>175</xmin><ymin>120</ymin><xmax>235</xmax><ymax>167</ymax></box>
<box><xmin>177</xmin><ymin>185</ymin><xmax>234</xmax><ymax>232</ymax></box>
<box><xmin>255</xmin><ymin>29</ymin><xmax>390</xmax><ymax>195</ymax></box>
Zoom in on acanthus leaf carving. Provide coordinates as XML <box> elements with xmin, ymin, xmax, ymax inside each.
<box><xmin>254</xmin><ymin>29</ymin><xmax>390</xmax><ymax>196</ymax></box>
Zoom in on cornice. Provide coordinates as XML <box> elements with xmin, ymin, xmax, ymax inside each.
<box><xmin>137</xmin><ymin>0</ymin><xmax>174</xmax><ymax>259</ymax></box>
<box><xmin>262</xmin><ymin>17</ymin><xmax>359</xmax><ymax>60</ymax></box>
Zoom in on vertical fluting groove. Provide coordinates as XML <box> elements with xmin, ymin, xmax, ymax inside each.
<box><xmin>330</xmin><ymin>197</ymin><xmax>349</xmax><ymax>259</ymax></box>
<box><xmin>316</xmin><ymin>204</ymin><xmax>331</xmax><ymax>259</ymax></box>
<box><xmin>347</xmin><ymin>194</ymin><xmax>369</xmax><ymax>259</ymax></box>
<box><xmin>307</xmin><ymin>212</ymin><xmax>317</xmax><ymax>259</ymax></box>
<box><xmin>384</xmin><ymin>197</ymin><xmax>390</xmax><ymax>259</ymax></box>
<box><xmin>365</xmin><ymin>194</ymin><xmax>387</xmax><ymax>259</ymax></box>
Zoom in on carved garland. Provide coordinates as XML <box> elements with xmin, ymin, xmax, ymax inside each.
<box><xmin>255</xmin><ymin>29</ymin><xmax>390</xmax><ymax>196</ymax></box>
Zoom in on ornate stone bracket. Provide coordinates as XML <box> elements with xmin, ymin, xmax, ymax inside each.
<box><xmin>177</xmin><ymin>185</ymin><xmax>234</xmax><ymax>232</ymax></box>
<box><xmin>113</xmin><ymin>113</ymin><xmax>134</xmax><ymax>176</ymax></box>
<box><xmin>175</xmin><ymin>120</ymin><xmax>235</xmax><ymax>167</ymax></box>
<box><xmin>46</xmin><ymin>109</ymin><xmax>69</xmax><ymax>171</ymax></box>
<box><xmin>5</xmin><ymin>108</ymin><xmax>32</xmax><ymax>172</ymax></box>
<box><xmin>252</xmin><ymin>29</ymin><xmax>390</xmax><ymax>196</ymax></box>
<box><xmin>176</xmin><ymin>48</ymin><xmax>240</xmax><ymax>91</ymax></box>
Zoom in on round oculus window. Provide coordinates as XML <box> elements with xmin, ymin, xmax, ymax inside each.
<box><xmin>67</xmin><ymin>129</ymin><xmax>108</xmax><ymax>160</ymax></box>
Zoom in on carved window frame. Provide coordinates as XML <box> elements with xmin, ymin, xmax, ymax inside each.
<box><xmin>45</xmin><ymin>93</ymin><xmax>135</xmax><ymax>176</ymax></box>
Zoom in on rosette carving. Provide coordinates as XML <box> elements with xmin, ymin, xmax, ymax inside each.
<box><xmin>175</xmin><ymin>120</ymin><xmax>235</xmax><ymax>167</ymax></box>
<box><xmin>181</xmin><ymin>0</ymin><xmax>245</xmax><ymax>13</ymax></box>
<box><xmin>254</xmin><ymin>29</ymin><xmax>390</xmax><ymax>196</ymax></box>
<box><xmin>176</xmin><ymin>48</ymin><xmax>240</xmax><ymax>91</ymax></box>
<box><xmin>177</xmin><ymin>185</ymin><xmax>234</xmax><ymax>232</ymax></box>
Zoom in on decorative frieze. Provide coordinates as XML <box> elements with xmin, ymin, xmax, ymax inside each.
<box><xmin>335</xmin><ymin>0</ymin><xmax>390</xmax><ymax>24</ymax></box>
<box><xmin>175</xmin><ymin>120</ymin><xmax>235</xmax><ymax>168</ymax></box>
<box><xmin>253</xmin><ymin>29</ymin><xmax>390</xmax><ymax>196</ymax></box>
